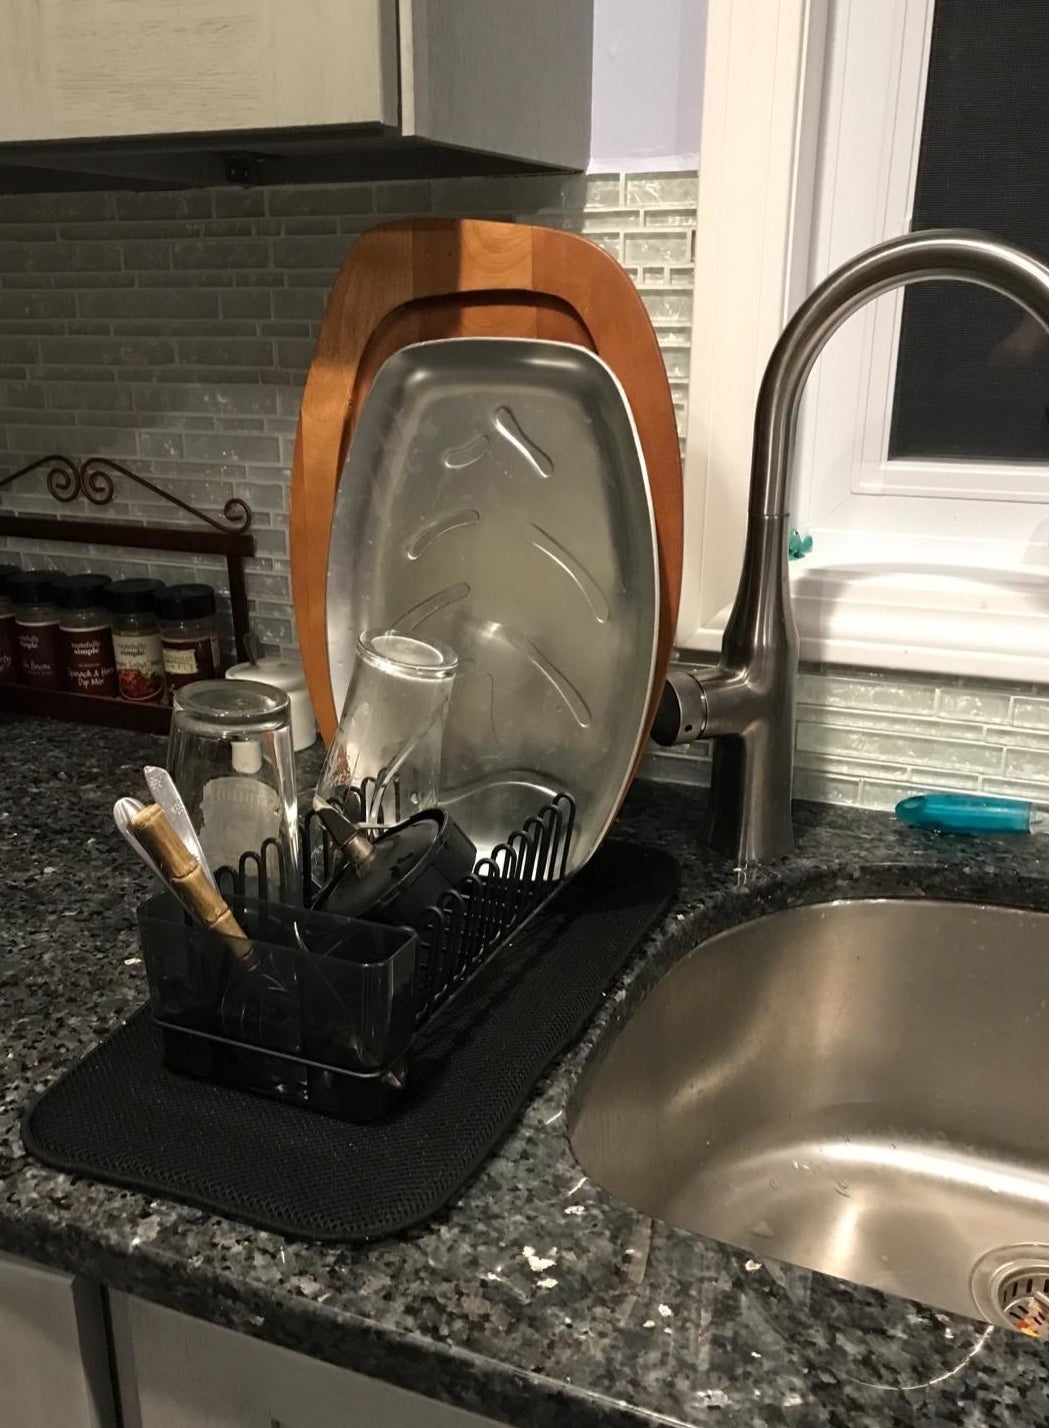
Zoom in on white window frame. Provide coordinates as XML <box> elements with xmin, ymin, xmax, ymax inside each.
<box><xmin>680</xmin><ymin>0</ymin><xmax>1049</xmax><ymax>682</ymax></box>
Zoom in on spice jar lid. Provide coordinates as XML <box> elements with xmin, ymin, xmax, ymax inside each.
<box><xmin>155</xmin><ymin>582</ymin><xmax>217</xmax><ymax>621</ymax></box>
<box><xmin>52</xmin><ymin>573</ymin><xmax>112</xmax><ymax>609</ymax></box>
<box><xmin>0</xmin><ymin>564</ymin><xmax>19</xmax><ymax>595</ymax></box>
<box><xmin>8</xmin><ymin>570</ymin><xmax>57</xmax><ymax>606</ymax></box>
<box><xmin>104</xmin><ymin>578</ymin><xmax>164</xmax><ymax>615</ymax></box>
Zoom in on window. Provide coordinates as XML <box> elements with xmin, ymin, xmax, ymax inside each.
<box><xmin>681</xmin><ymin>0</ymin><xmax>1049</xmax><ymax>680</ymax></box>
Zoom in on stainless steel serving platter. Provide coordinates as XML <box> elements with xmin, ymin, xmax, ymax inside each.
<box><xmin>325</xmin><ymin>338</ymin><xmax>658</xmax><ymax>871</ymax></box>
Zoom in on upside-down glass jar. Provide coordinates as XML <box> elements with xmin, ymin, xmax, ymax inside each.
<box><xmin>166</xmin><ymin>679</ymin><xmax>300</xmax><ymax>892</ymax></box>
<box><xmin>315</xmin><ymin>628</ymin><xmax>459</xmax><ymax>830</ymax></box>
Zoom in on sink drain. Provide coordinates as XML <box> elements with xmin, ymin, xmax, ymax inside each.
<box><xmin>971</xmin><ymin>1247</ymin><xmax>1049</xmax><ymax>1338</ymax></box>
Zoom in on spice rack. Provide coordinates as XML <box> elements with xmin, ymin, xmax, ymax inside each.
<box><xmin>0</xmin><ymin>455</ymin><xmax>255</xmax><ymax>734</ymax></box>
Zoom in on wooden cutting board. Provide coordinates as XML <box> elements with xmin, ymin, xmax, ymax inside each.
<box><xmin>289</xmin><ymin>217</ymin><xmax>684</xmax><ymax>748</ymax></box>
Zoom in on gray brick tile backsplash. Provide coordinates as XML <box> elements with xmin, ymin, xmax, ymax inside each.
<box><xmin>174</xmin><ymin>336</ymin><xmax>274</xmax><ymax>368</ymax></box>
<box><xmin>78</xmin><ymin>288</ymin><xmax>221</xmax><ymax>320</ymax></box>
<box><xmin>642</xmin><ymin>206</ymin><xmax>699</xmax><ymax>229</ymax></box>
<box><xmin>626</xmin><ymin>174</ymin><xmax>699</xmax><ymax>207</ymax></box>
<box><xmin>218</xmin><ymin>290</ymin><xmax>274</xmax><ymax>320</ymax></box>
<box><xmin>624</xmin><ymin>232</ymin><xmax>692</xmax><ymax>265</ymax></box>
<box><xmin>114</xmin><ymin>190</ymin><xmax>215</xmax><ymax>221</ymax></box>
<box><xmin>375</xmin><ymin>181</ymin><xmax>432</xmax><ymax>214</ymax></box>
<box><xmin>796</xmin><ymin>721</ymin><xmax>1005</xmax><ymax>775</ymax></box>
<box><xmin>279</xmin><ymin>216</ymin><xmax>340</xmax><ymax>237</ymax></box>
<box><xmin>268</xmin><ymin>186</ymin><xmax>375</xmax><ymax>218</ymax></box>
<box><xmin>181</xmin><ymin>432</ymin><xmax>282</xmax><ymax>465</ymax></box>
<box><xmin>3</xmin><ymin>171</ymin><xmax>1048</xmax><ymax>812</ymax></box>
<box><xmin>213</xmin><ymin>189</ymin><xmax>267</xmax><ymax>219</ymax></box>
<box><xmin>1012</xmin><ymin>697</ymin><xmax>1049</xmax><ymax>730</ymax></box>
<box><xmin>0</xmin><ymin>239</ymin><xmax>122</xmax><ymax>273</ymax></box>
<box><xmin>1</xmin><ymin>381</ymin><xmax>45</xmax><ymax>408</ymax></box>
<box><xmin>0</xmin><ymin>292</ymin><xmax>77</xmax><ymax>319</ymax></box>
<box><xmin>119</xmin><ymin>240</ymin><xmax>172</xmax><ymax>269</ymax></box>
<box><xmin>580</xmin><ymin>208</ymin><xmax>642</xmax><ymax>233</ymax></box>
<box><xmin>0</xmin><ymin>337</ymin><xmax>39</xmax><ymax>364</ymax></box>
<box><xmin>269</xmin><ymin>234</ymin><xmax>356</xmax><ymax>269</ymax></box>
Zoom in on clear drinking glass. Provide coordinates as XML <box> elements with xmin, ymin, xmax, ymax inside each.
<box><xmin>166</xmin><ymin>679</ymin><xmax>300</xmax><ymax>893</ymax></box>
<box><xmin>315</xmin><ymin>628</ymin><xmax>458</xmax><ymax>830</ymax></box>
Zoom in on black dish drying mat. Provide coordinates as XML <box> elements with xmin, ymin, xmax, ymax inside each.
<box><xmin>23</xmin><ymin>840</ymin><xmax>678</xmax><ymax>1242</ymax></box>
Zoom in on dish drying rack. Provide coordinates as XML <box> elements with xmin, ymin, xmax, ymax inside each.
<box><xmin>138</xmin><ymin>793</ymin><xmax>576</xmax><ymax>1121</ymax></box>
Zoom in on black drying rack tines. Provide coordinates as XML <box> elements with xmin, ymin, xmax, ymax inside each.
<box><xmin>139</xmin><ymin>793</ymin><xmax>577</xmax><ymax>1122</ymax></box>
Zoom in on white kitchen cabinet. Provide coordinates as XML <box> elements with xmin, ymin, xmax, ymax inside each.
<box><xmin>0</xmin><ymin>0</ymin><xmax>398</xmax><ymax>144</ymax></box>
<box><xmin>0</xmin><ymin>1250</ymin><xmax>117</xmax><ymax>1428</ymax></box>
<box><xmin>109</xmin><ymin>1292</ymin><xmax>510</xmax><ymax>1428</ymax></box>
<box><xmin>0</xmin><ymin>0</ymin><xmax>592</xmax><ymax>190</ymax></box>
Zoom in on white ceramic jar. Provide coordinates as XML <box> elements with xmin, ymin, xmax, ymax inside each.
<box><xmin>225</xmin><ymin>655</ymin><xmax>317</xmax><ymax>751</ymax></box>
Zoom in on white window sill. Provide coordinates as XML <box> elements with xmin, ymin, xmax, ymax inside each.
<box><xmin>682</xmin><ymin>562</ymin><xmax>1049</xmax><ymax>683</ymax></box>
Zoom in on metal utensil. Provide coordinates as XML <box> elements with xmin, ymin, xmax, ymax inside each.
<box><xmin>143</xmin><ymin>765</ymin><xmax>218</xmax><ymax>890</ymax></box>
<box><xmin>325</xmin><ymin>338</ymin><xmax>659</xmax><ymax>872</ymax></box>
<box><xmin>114</xmin><ymin>795</ymin><xmax>160</xmax><ymax>880</ymax></box>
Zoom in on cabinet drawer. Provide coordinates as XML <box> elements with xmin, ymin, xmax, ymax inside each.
<box><xmin>0</xmin><ymin>1251</ymin><xmax>116</xmax><ymax>1428</ymax></box>
<box><xmin>111</xmin><ymin>1293</ymin><xmax>509</xmax><ymax>1428</ymax></box>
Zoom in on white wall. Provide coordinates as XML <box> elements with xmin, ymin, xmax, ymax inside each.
<box><xmin>589</xmin><ymin>0</ymin><xmax>706</xmax><ymax>171</ymax></box>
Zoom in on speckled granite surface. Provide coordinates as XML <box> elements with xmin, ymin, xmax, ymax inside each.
<box><xmin>3</xmin><ymin>713</ymin><xmax>1049</xmax><ymax>1427</ymax></box>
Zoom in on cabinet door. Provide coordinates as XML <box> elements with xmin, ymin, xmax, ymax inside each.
<box><xmin>0</xmin><ymin>1251</ymin><xmax>117</xmax><ymax>1428</ymax></box>
<box><xmin>400</xmin><ymin>0</ymin><xmax>592</xmax><ymax>169</ymax></box>
<box><xmin>111</xmin><ymin>1293</ymin><xmax>509</xmax><ymax>1428</ymax></box>
<box><xmin>0</xmin><ymin>0</ymin><xmax>398</xmax><ymax>144</ymax></box>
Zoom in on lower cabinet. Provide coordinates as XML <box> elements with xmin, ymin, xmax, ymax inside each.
<box><xmin>0</xmin><ymin>1251</ymin><xmax>117</xmax><ymax>1428</ymax></box>
<box><xmin>109</xmin><ymin>1292</ymin><xmax>508</xmax><ymax>1428</ymax></box>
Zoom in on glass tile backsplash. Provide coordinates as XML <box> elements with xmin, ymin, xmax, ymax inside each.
<box><xmin>1</xmin><ymin>169</ymin><xmax>1047</xmax><ymax>807</ymax></box>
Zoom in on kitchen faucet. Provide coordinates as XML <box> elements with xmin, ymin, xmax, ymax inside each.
<box><xmin>652</xmin><ymin>230</ymin><xmax>1049</xmax><ymax>863</ymax></box>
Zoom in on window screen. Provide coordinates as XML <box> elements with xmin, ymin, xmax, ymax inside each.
<box><xmin>889</xmin><ymin>0</ymin><xmax>1049</xmax><ymax>462</ymax></box>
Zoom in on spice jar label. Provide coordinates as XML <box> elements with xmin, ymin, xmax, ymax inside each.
<box><xmin>163</xmin><ymin>635</ymin><xmax>220</xmax><ymax>690</ymax></box>
<box><xmin>15</xmin><ymin>620</ymin><xmax>61</xmax><ymax>688</ymax></box>
<box><xmin>113</xmin><ymin>630</ymin><xmax>165</xmax><ymax>703</ymax></box>
<box><xmin>0</xmin><ymin>613</ymin><xmax>17</xmax><ymax>684</ymax></box>
<box><xmin>63</xmin><ymin>625</ymin><xmax>118</xmax><ymax>697</ymax></box>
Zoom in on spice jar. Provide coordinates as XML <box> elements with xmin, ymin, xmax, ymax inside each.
<box><xmin>54</xmin><ymin>574</ymin><xmax>118</xmax><ymax>697</ymax></box>
<box><xmin>156</xmin><ymin>583</ymin><xmax>221</xmax><ymax>694</ymax></box>
<box><xmin>106</xmin><ymin>578</ymin><xmax>166</xmax><ymax>704</ymax></box>
<box><xmin>10</xmin><ymin>571</ymin><xmax>63</xmax><ymax>688</ymax></box>
<box><xmin>0</xmin><ymin>564</ymin><xmax>20</xmax><ymax>685</ymax></box>
<box><xmin>9</xmin><ymin>571</ymin><xmax>61</xmax><ymax>689</ymax></box>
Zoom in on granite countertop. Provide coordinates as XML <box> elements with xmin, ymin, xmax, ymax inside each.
<box><xmin>3</xmin><ymin>713</ymin><xmax>1049</xmax><ymax>1427</ymax></box>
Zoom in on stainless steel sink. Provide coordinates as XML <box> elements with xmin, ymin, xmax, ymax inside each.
<box><xmin>569</xmin><ymin>898</ymin><xmax>1049</xmax><ymax>1328</ymax></box>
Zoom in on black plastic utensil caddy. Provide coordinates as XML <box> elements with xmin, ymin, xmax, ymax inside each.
<box><xmin>138</xmin><ymin>795</ymin><xmax>577</xmax><ymax>1121</ymax></box>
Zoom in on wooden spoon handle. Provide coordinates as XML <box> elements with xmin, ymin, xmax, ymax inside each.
<box><xmin>131</xmin><ymin>802</ymin><xmax>249</xmax><ymax>951</ymax></box>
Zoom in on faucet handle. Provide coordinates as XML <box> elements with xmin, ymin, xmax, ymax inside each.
<box><xmin>651</xmin><ymin>666</ymin><xmax>711</xmax><ymax>746</ymax></box>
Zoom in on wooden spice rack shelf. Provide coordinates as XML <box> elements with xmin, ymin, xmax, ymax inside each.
<box><xmin>0</xmin><ymin>455</ymin><xmax>255</xmax><ymax>735</ymax></box>
<box><xmin>0</xmin><ymin>682</ymin><xmax>171</xmax><ymax>734</ymax></box>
